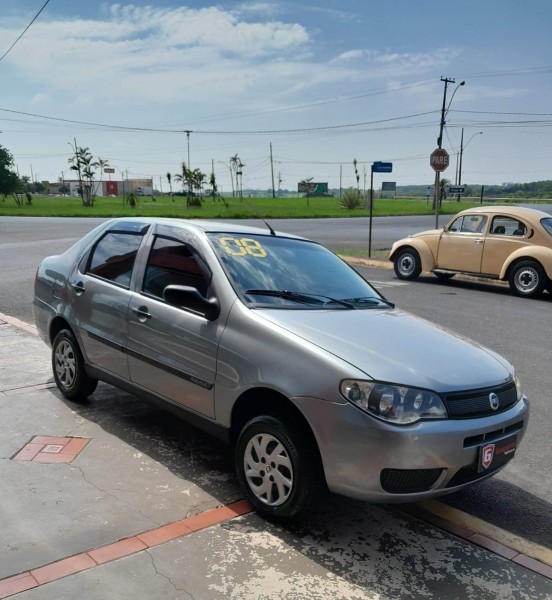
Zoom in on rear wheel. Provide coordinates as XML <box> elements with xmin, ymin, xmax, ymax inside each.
<box><xmin>508</xmin><ymin>260</ymin><xmax>546</xmax><ymax>298</ymax></box>
<box><xmin>52</xmin><ymin>329</ymin><xmax>98</xmax><ymax>401</ymax></box>
<box><xmin>393</xmin><ymin>248</ymin><xmax>422</xmax><ymax>280</ymax></box>
<box><xmin>236</xmin><ymin>415</ymin><xmax>323</xmax><ymax>522</ymax></box>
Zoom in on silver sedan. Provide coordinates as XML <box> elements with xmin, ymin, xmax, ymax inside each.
<box><xmin>33</xmin><ymin>218</ymin><xmax>529</xmax><ymax>521</ymax></box>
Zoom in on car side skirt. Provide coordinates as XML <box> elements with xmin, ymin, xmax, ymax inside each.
<box><xmin>85</xmin><ymin>364</ymin><xmax>231</xmax><ymax>444</ymax></box>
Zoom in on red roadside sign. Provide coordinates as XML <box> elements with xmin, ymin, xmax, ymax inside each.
<box><xmin>430</xmin><ymin>148</ymin><xmax>449</xmax><ymax>172</ymax></box>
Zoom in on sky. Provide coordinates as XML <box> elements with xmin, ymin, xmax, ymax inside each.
<box><xmin>0</xmin><ymin>0</ymin><xmax>551</xmax><ymax>193</ymax></box>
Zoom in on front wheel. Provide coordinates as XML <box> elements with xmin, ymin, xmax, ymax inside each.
<box><xmin>508</xmin><ymin>260</ymin><xmax>546</xmax><ymax>298</ymax></box>
<box><xmin>393</xmin><ymin>248</ymin><xmax>422</xmax><ymax>280</ymax></box>
<box><xmin>236</xmin><ymin>415</ymin><xmax>323</xmax><ymax>522</ymax></box>
<box><xmin>52</xmin><ymin>329</ymin><xmax>98</xmax><ymax>401</ymax></box>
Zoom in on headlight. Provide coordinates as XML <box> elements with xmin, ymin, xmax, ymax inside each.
<box><xmin>340</xmin><ymin>380</ymin><xmax>447</xmax><ymax>425</ymax></box>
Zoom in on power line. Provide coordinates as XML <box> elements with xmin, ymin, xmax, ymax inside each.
<box><xmin>0</xmin><ymin>0</ymin><xmax>51</xmax><ymax>64</ymax></box>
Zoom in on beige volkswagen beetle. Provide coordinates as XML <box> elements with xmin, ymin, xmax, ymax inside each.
<box><xmin>390</xmin><ymin>206</ymin><xmax>552</xmax><ymax>298</ymax></box>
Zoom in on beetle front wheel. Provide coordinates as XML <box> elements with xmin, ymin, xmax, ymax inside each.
<box><xmin>393</xmin><ymin>248</ymin><xmax>422</xmax><ymax>280</ymax></box>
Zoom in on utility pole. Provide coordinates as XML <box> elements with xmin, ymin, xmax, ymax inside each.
<box><xmin>339</xmin><ymin>164</ymin><xmax>342</xmax><ymax>197</ymax></box>
<box><xmin>434</xmin><ymin>77</ymin><xmax>464</xmax><ymax>228</ymax></box>
<box><xmin>270</xmin><ymin>143</ymin><xmax>275</xmax><ymax>199</ymax></box>
<box><xmin>455</xmin><ymin>127</ymin><xmax>464</xmax><ymax>201</ymax></box>
<box><xmin>184</xmin><ymin>130</ymin><xmax>192</xmax><ymax>169</ymax></box>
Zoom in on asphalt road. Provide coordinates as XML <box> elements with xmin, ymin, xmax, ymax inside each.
<box><xmin>0</xmin><ymin>214</ymin><xmax>551</xmax><ymax>552</ymax></box>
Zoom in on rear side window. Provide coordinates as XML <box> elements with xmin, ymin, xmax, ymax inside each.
<box><xmin>87</xmin><ymin>232</ymin><xmax>144</xmax><ymax>288</ymax></box>
<box><xmin>142</xmin><ymin>236</ymin><xmax>208</xmax><ymax>300</ymax></box>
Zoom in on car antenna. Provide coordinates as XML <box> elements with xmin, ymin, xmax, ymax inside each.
<box><xmin>245</xmin><ymin>201</ymin><xmax>276</xmax><ymax>236</ymax></box>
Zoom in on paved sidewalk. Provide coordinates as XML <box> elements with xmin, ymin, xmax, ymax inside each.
<box><xmin>1</xmin><ymin>316</ymin><xmax>551</xmax><ymax>599</ymax></box>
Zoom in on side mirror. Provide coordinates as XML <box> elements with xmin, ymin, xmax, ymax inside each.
<box><xmin>163</xmin><ymin>285</ymin><xmax>220</xmax><ymax>321</ymax></box>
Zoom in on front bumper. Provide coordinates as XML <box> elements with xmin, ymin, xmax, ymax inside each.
<box><xmin>293</xmin><ymin>394</ymin><xmax>529</xmax><ymax>503</ymax></box>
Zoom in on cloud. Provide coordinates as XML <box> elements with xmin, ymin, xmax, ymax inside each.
<box><xmin>330</xmin><ymin>48</ymin><xmax>462</xmax><ymax>73</ymax></box>
<box><xmin>0</xmin><ymin>4</ymin><xmax>313</xmax><ymax>106</ymax></box>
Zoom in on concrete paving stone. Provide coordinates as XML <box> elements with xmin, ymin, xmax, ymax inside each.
<box><xmin>10</xmin><ymin>505</ymin><xmax>552</xmax><ymax>600</ymax></box>
<box><xmin>0</xmin><ymin>326</ymin><xmax>51</xmax><ymax>392</ymax></box>
<box><xmin>1</xmin><ymin>371</ymin><xmax>242</xmax><ymax>579</ymax></box>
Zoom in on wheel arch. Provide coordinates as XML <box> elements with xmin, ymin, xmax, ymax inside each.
<box><xmin>49</xmin><ymin>316</ymin><xmax>74</xmax><ymax>345</ymax></box>
<box><xmin>500</xmin><ymin>249</ymin><xmax>552</xmax><ymax>281</ymax></box>
<box><xmin>390</xmin><ymin>240</ymin><xmax>435</xmax><ymax>273</ymax></box>
<box><xmin>230</xmin><ymin>388</ymin><xmax>324</xmax><ymax>479</ymax></box>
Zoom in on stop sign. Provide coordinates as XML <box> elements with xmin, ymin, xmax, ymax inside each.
<box><xmin>430</xmin><ymin>148</ymin><xmax>449</xmax><ymax>172</ymax></box>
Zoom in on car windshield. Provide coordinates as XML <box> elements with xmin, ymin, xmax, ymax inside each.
<box><xmin>541</xmin><ymin>217</ymin><xmax>552</xmax><ymax>236</ymax></box>
<box><xmin>207</xmin><ymin>233</ymin><xmax>387</xmax><ymax>309</ymax></box>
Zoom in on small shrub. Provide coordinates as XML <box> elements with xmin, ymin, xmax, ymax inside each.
<box><xmin>340</xmin><ymin>188</ymin><xmax>363</xmax><ymax>210</ymax></box>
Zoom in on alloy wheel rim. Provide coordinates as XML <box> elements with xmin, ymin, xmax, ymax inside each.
<box><xmin>243</xmin><ymin>433</ymin><xmax>293</xmax><ymax>506</ymax></box>
<box><xmin>54</xmin><ymin>340</ymin><xmax>76</xmax><ymax>388</ymax></box>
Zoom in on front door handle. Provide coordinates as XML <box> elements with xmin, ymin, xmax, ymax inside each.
<box><xmin>474</xmin><ymin>239</ymin><xmax>484</xmax><ymax>244</ymax></box>
<box><xmin>132</xmin><ymin>306</ymin><xmax>151</xmax><ymax>322</ymax></box>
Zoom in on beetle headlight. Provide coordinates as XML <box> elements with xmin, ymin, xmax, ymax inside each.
<box><xmin>340</xmin><ymin>380</ymin><xmax>447</xmax><ymax>425</ymax></box>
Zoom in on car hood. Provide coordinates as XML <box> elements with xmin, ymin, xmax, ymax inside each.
<box><xmin>255</xmin><ymin>308</ymin><xmax>512</xmax><ymax>392</ymax></box>
<box><xmin>412</xmin><ymin>228</ymin><xmax>442</xmax><ymax>237</ymax></box>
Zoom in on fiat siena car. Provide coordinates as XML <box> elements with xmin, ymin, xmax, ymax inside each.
<box><xmin>390</xmin><ymin>206</ymin><xmax>552</xmax><ymax>298</ymax></box>
<box><xmin>33</xmin><ymin>218</ymin><xmax>529</xmax><ymax>521</ymax></box>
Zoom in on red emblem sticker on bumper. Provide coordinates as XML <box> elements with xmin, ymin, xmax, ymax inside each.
<box><xmin>481</xmin><ymin>444</ymin><xmax>495</xmax><ymax>470</ymax></box>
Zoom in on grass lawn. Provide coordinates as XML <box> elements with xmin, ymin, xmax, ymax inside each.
<box><xmin>0</xmin><ymin>194</ymin><xmax>487</xmax><ymax>218</ymax></box>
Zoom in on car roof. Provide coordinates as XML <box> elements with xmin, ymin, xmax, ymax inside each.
<box><xmin>458</xmin><ymin>205</ymin><xmax>551</xmax><ymax>223</ymax></box>
<box><xmin>105</xmin><ymin>217</ymin><xmax>306</xmax><ymax>240</ymax></box>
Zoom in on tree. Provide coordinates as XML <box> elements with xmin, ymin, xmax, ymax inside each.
<box><xmin>68</xmin><ymin>145</ymin><xmax>95</xmax><ymax>206</ymax></box>
<box><xmin>166</xmin><ymin>172</ymin><xmax>173</xmax><ymax>197</ymax></box>
<box><xmin>440</xmin><ymin>178</ymin><xmax>451</xmax><ymax>204</ymax></box>
<box><xmin>174</xmin><ymin>161</ymin><xmax>201</xmax><ymax>206</ymax></box>
<box><xmin>230</xmin><ymin>154</ymin><xmax>241</xmax><ymax>198</ymax></box>
<box><xmin>209</xmin><ymin>169</ymin><xmax>218</xmax><ymax>202</ymax></box>
<box><xmin>93</xmin><ymin>157</ymin><xmax>110</xmax><ymax>200</ymax></box>
<box><xmin>0</xmin><ymin>145</ymin><xmax>25</xmax><ymax>205</ymax></box>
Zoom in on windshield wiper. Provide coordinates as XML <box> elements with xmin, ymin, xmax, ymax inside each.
<box><xmin>342</xmin><ymin>296</ymin><xmax>395</xmax><ymax>309</ymax></box>
<box><xmin>245</xmin><ymin>289</ymin><xmax>355</xmax><ymax>309</ymax></box>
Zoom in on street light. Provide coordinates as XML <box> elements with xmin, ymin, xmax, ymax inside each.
<box><xmin>457</xmin><ymin>129</ymin><xmax>483</xmax><ymax>188</ymax></box>
<box><xmin>434</xmin><ymin>77</ymin><xmax>465</xmax><ymax>228</ymax></box>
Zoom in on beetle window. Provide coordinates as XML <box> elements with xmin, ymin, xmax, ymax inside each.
<box><xmin>143</xmin><ymin>236</ymin><xmax>208</xmax><ymax>300</ymax></box>
<box><xmin>87</xmin><ymin>231</ymin><xmax>144</xmax><ymax>288</ymax></box>
<box><xmin>540</xmin><ymin>218</ymin><xmax>552</xmax><ymax>236</ymax></box>
<box><xmin>449</xmin><ymin>215</ymin><xmax>487</xmax><ymax>233</ymax></box>
<box><xmin>491</xmin><ymin>217</ymin><xmax>526</xmax><ymax>237</ymax></box>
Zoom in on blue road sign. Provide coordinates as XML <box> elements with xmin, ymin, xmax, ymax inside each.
<box><xmin>372</xmin><ymin>162</ymin><xmax>393</xmax><ymax>173</ymax></box>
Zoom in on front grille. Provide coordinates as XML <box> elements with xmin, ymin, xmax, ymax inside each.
<box><xmin>464</xmin><ymin>420</ymin><xmax>524</xmax><ymax>448</ymax></box>
<box><xmin>442</xmin><ymin>381</ymin><xmax>518</xmax><ymax>419</ymax></box>
<box><xmin>380</xmin><ymin>468</ymin><xmax>443</xmax><ymax>494</ymax></box>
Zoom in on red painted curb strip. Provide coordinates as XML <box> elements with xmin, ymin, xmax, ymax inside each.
<box><xmin>0</xmin><ymin>499</ymin><xmax>252</xmax><ymax>599</ymax></box>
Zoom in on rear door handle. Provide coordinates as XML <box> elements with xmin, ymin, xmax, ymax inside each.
<box><xmin>71</xmin><ymin>281</ymin><xmax>85</xmax><ymax>295</ymax></box>
<box><xmin>474</xmin><ymin>239</ymin><xmax>484</xmax><ymax>244</ymax></box>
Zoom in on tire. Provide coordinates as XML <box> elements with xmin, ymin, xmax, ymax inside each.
<box><xmin>393</xmin><ymin>248</ymin><xmax>422</xmax><ymax>280</ymax></box>
<box><xmin>236</xmin><ymin>415</ymin><xmax>323</xmax><ymax>522</ymax></box>
<box><xmin>434</xmin><ymin>272</ymin><xmax>454</xmax><ymax>281</ymax></box>
<box><xmin>508</xmin><ymin>260</ymin><xmax>546</xmax><ymax>298</ymax></box>
<box><xmin>52</xmin><ymin>329</ymin><xmax>98</xmax><ymax>401</ymax></box>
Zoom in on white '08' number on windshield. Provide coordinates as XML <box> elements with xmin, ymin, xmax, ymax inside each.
<box><xmin>220</xmin><ymin>237</ymin><xmax>267</xmax><ymax>258</ymax></box>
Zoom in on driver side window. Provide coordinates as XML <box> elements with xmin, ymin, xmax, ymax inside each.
<box><xmin>142</xmin><ymin>236</ymin><xmax>208</xmax><ymax>300</ymax></box>
<box><xmin>449</xmin><ymin>215</ymin><xmax>487</xmax><ymax>233</ymax></box>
